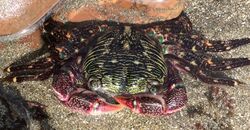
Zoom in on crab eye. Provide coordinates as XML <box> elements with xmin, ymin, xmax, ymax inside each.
<box><xmin>147</xmin><ymin>79</ymin><xmax>160</xmax><ymax>94</ymax></box>
<box><xmin>88</xmin><ymin>77</ymin><xmax>102</xmax><ymax>90</ymax></box>
<box><xmin>150</xmin><ymin>87</ymin><xmax>158</xmax><ymax>95</ymax></box>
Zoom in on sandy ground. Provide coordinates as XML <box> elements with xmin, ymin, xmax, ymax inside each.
<box><xmin>1</xmin><ymin>0</ymin><xmax>250</xmax><ymax>130</ymax></box>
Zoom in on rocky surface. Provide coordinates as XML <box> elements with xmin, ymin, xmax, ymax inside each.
<box><xmin>61</xmin><ymin>0</ymin><xmax>185</xmax><ymax>23</ymax></box>
<box><xmin>0</xmin><ymin>0</ymin><xmax>250</xmax><ymax>130</ymax></box>
<box><xmin>0</xmin><ymin>0</ymin><xmax>62</xmax><ymax>40</ymax></box>
<box><xmin>0</xmin><ymin>0</ymin><xmax>185</xmax><ymax>40</ymax></box>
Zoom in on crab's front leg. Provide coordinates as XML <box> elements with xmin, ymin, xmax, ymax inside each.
<box><xmin>115</xmin><ymin>60</ymin><xmax>187</xmax><ymax>116</ymax></box>
<box><xmin>52</xmin><ymin>59</ymin><xmax>122</xmax><ymax>115</ymax></box>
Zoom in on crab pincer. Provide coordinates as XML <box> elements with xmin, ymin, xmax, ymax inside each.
<box><xmin>115</xmin><ymin>60</ymin><xmax>187</xmax><ymax>116</ymax></box>
<box><xmin>52</xmin><ymin>61</ymin><xmax>123</xmax><ymax>115</ymax></box>
<box><xmin>64</xmin><ymin>89</ymin><xmax>123</xmax><ymax>115</ymax></box>
<box><xmin>115</xmin><ymin>87</ymin><xmax>187</xmax><ymax>116</ymax></box>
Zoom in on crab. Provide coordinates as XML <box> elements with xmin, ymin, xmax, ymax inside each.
<box><xmin>2</xmin><ymin>12</ymin><xmax>250</xmax><ymax>116</ymax></box>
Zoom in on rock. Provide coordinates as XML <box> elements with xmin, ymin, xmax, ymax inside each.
<box><xmin>0</xmin><ymin>0</ymin><xmax>185</xmax><ymax>41</ymax></box>
<box><xmin>0</xmin><ymin>0</ymin><xmax>61</xmax><ymax>37</ymax></box>
<box><xmin>64</xmin><ymin>0</ymin><xmax>186</xmax><ymax>24</ymax></box>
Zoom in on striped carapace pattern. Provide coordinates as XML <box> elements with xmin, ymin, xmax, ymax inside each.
<box><xmin>84</xmin><ymin>26</ymin><xmax>166</xmax><ymax>94</ymax></box>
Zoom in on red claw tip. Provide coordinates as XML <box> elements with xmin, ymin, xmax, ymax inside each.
<box><xmin>114</xmin><ymin>96</ymin><xmax>136</xmax><ymax>110</ymax></box>
<box><xmin>98</xmin><ymin>102</ymin><xmax>123</xmax><ymax>112</ymax></box>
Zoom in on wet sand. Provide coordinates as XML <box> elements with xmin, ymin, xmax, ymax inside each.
<box><xmin>1</xmin><ymin>0</ymin><xmax>250</xmax><ymax>129</ymax></box>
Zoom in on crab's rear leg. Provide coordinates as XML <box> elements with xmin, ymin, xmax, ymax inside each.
<box><xmin>203</xmin><ymin>38</ymin><xmax>250</xmax><ymax>52</ymax></box>
<box><xmin>2</xmin><ymin>57</ymin><xmax>55</xmax><ymax>82</ymax></box>
<box><xmin>165</xmin><ymin>54</ymin><xmax>244</xmax><ymax>86</ymax></box>
<box><xmin>175</xmin><ymin>34</ymin><xmax>250</xmax><ymax>52</ymax></box>
<box><xmin>52</xmin><ymin>60</ymin><xmax>122</xmax><ymax>115</ymax></box>
<box><xmin>200</xmin><ymin>57</ymin><xmax>250</xmax><ymax>71</ymax></box>
<box><xmin>141</xmin><ymin>12</ymin><xmax>192</xmax><ymax>35</ymax></box>
<box><xmin>173</xmin><ymin>50</ymin><xmax>250</xmax><ymax>71</ymax></box>
<box><xmin>115</xmin><ymin>60</ymin><xmax>187</xmax><ymax>116</ymax></box>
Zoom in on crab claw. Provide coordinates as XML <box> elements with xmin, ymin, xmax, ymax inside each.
<box><xmin>63</xmin><ymin>90</ymin><xmax>123</xmax><ymax>115</ymax></box>
<box><xmin>115</xmin><ymin>87</ymin><xmax>187</xmax><ymax>116</ymax></box>
<box><xmin>52</xmin><ymin>62</ymin><xmax>123</xmax><ymax>115</ymax></box>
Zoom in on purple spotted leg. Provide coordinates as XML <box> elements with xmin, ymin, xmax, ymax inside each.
<box><xmin>115</xmin><ymin>60</ymin><xmax>187</xmax><ymax>116</ymax></box>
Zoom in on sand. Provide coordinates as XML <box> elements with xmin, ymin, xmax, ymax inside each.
<box><xmin>0</xmin><ymin>0</ymin><xmax>250</xmax><ymax>129</ymax></box>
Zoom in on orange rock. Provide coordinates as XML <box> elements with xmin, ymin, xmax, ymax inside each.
<box><xmin>0</xmin><ymin>0</ymin><xmax>61</xmax><ymax>36</ymax></box>
<box><xmin>0</xmin><ymin>0</ymin><xmax>185</xmax><ymax>42</ymax></box>
<box><xmin>66</xmin><ymin>0</ymin><xmax>186</xmax><ymax>24</ymax></box>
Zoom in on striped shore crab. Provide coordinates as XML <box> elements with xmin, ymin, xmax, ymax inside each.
<box><xmin>2</xmin><ymin>12</ymin><xmax>250</xmax><ymax>116</ymax></box>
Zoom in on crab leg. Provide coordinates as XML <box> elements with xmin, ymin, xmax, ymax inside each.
<box><xmin>173</xmin><ymin>34</ymin><xmax>250</xmax><ymax>52</ymax></box>
<box><xmin>42</xmin><ymin>17</ymin><xmax>100</xmax><ymax>62</ymax></box>
<box><xmin>141</xmin><ymin>12</ymin><xmax>192</xmax><ymax>35</ymax></box>
<box><xmin>115</xmin><ymin>61</ymin><xmax>187</xmax><ymax>116</ymax></box>
<box><xmin>2</xmin><ymin>69</ymin><xmax>53</xmax><ymax>82</ymax></box>
<box><xmin>2</xmin><ymin>57</ymin><xmax>55</xmax><ymax>82</ymax></box>
<box><xmin>52</xmin><ymin>60</ymin><xmax>122</xmax><ymax>115</ymax></box>
<box><xmin>173</xmin><ymin>50</ymin><xmax>250</xmax><ymax>71</ymax></box>
<box><xmin>4</xmin><ymin>57</ymin><xmax>54</xmax><ymax>72</ymax></box>
<box><xmin>200</xmin><ymin>57</ymin><xmax>250</xmax><ymax>71</ymax></box>
<box><xmin>2</xmin><ymin>23</ymin><xmax>91</xmax><ymax>82</ymax></box>
<box><xmin>165</xmin><ymin>54</ymin><xmax>243</xmax><ymax>86</ymax></box>
<box><xmin>203</xmin><ymin>38</ymin><xmax>250</xmax><ymax>52</ymax></box>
